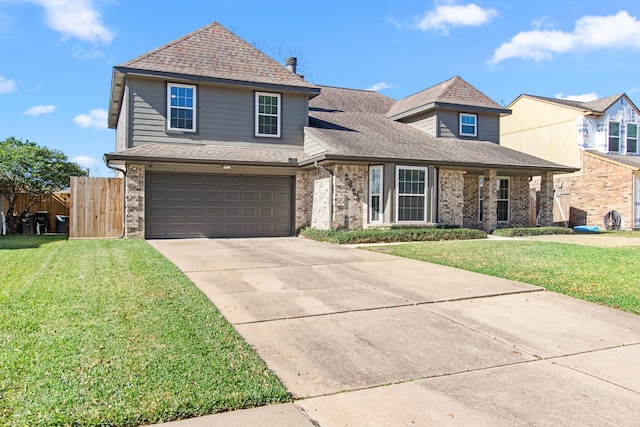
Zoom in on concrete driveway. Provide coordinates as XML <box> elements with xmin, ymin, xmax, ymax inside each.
<box><xmin>150</xmin><ymin>237</ymin><xmax>640</xmax><ymax>426</ymax></box>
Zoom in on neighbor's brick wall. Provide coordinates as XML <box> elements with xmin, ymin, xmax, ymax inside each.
<box><xmin>555</xmin><ymin>154</ymin><xmax>634</xmax><ymax>229</ymax></box>
<box><xmin>438</xmin><ymin>169</ymin><xmax>464</xmax><ymax>226</ymax></box>
<box><xmin>125</xmin><ymin>164</ymin><xmax>145</xmax><ymax>238</ymax></box>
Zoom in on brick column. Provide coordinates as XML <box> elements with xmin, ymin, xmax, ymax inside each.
<box><xmin>482</xmin><ymin>170</ymin><xmax>497</xmax><ymax>232</ymax></box>
<box><xmin>125</xmin><ymin>164</ymin><xmax>145</xmax><ymax>238</ymax></box>
<box><xmin>438</xmin><ymin>169</ymin><xmax>464</xmax><ymax>226</ymax></box>
<box><xmin>538</xmin><ymin>172</ymin><xmax>554</xmax><ymax>226</ymax></box>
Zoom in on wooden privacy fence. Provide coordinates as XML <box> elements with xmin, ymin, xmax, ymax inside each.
<box><xmin>12</xmin><ymin>192</ymin><xmax>70</xmax><ymax>233</ymax></box>
<box><xmin>70</xmin><ymin>177</ymin><xmax>123</xmax><ymax>238</ymax></box>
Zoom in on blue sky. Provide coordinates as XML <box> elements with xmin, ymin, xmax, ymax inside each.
<box><xmin>2</xmin><ymin>0</ymin><xmax>640</xmax><ymax>177</ymax></box>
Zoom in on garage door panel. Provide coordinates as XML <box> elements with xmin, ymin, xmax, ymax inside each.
<box><xmin>147</xmin><ymin>172</ymin><xmax>292</xmax><ymax>238</ymax></box>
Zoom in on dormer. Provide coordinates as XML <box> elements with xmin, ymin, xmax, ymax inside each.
<box><xmin>386</xmin><ymin>76</ymin><xmax>510</xmax><ymax>143</ymax></box>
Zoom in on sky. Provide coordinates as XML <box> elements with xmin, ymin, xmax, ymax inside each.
<box><xmin>2</xmin><ymin>0</ymin><xmax>640</xmax><ymax>177</ymax></box>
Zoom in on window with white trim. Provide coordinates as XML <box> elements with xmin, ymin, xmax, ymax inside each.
<box><xmin>460</xmin><ymin>113</ymin><xmax>477</xmax><ymax>137</ymax></box>
<box><xmin>167</xmin><ymin>83</ymin><xmax>196</xmax><ymax>131</ymax></box>
<box><xmin>496</xmin><ymin>178</ymin><xmax>510</xmax><ymax>222</ymax></box>
<box><xmin>627</xmin><ymin>123</ymin><xmax>638</xmax><ymax>154</ymax></box>
<box><xmin>479</xmin><ymin>176</ymin><xmax>510</xmax><ymax>222</ymax></box>
<box><xmin>255</xmin><ymin>92</ymin><xmax>281</xmax><ymax>137</ymax></box>
<box><xmin>396</xmin><ymin>166</ymin><xmax>427</xmax><ymax>222</ymax></box>
<box><xmin>608</xmin><ymin>121</ymin><xmax>621</xmax><ymax>152</ymax></box>
<box><xmin>369</xmin><ymin>166</ymin><xmax>383</xmax><ymax>223</ymax></box>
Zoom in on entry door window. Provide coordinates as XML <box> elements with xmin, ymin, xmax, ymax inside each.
<box><xmin>396</xmin><ymin>166</ymin><xmax>427</xmax><ymax>221</ymax></box>
<box><xmin>369</xmin><ymin>166</ymin><xmax>383</xmax><ymax>223</ymax></box>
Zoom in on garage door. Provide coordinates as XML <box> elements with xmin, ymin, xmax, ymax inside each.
<box><xmin>146</xmin><ymin>172</ymin><xmax>293</xmax><ymax>238</ymax></box>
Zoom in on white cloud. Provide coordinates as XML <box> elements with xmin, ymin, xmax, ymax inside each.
<box><xmin>415</xmin><ymin>1</ymin><xmax>498</xmax><ymax>35</ymax></box>
<box><xmin>629</xmin><ymin>86</ymin><xmax>640</xmax><ymax>93</ymax></box>
<box><xmin>0</xmin><ymin>76</ymin><xmax>17</xmax><ymax>94</ymax></box>
<box><xmin>366</xmin><ymin>82</ymin><xmax>393</xmax><ymax>92</ymax></box>
<box><xmin>27</xmin><ymin>0</ymin><xmax>114</xmax><ymax>43</ymax></box>
<box><xmin>73</xmin><ymin>109</ymin><xmax>108</xmax><ymax>129</ymax></box>
<box><xmin>72</xmin><ymin>48</ymin><xmax>105</xmax><ymax>60</ymax></box>
<box><xmin>491</xmin><ymin>11</ymin><xmax>640</xmax><ymax>64</ymax></box>
<box><xmin>555</xmin><ymin>92</ymin><xmax>599</xmax><ymax>102</ymax></box>
<box><xmin>71</xmin><ymin>155</ymin><xmax>100</xmax><ymax>169</ymax></box>
<box><xmin>24</xmin><ymin>104</ymin><xmax>56</xmax><ymax>116</ymax></box>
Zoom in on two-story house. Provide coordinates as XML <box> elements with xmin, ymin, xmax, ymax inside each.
<box><xmin>104</xmin><ymin>22</ymin><xmax>575</xmax><ymax>239</ymax></box>
<box><xmin>501</xmin><ymin>94</ymin><xmax>640</xmax><ymax>229</ymax></box>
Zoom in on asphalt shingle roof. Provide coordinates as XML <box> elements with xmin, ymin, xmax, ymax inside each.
<box><xmin>105</xmin><ymin>143</ymin><xmax>308</xmax><ymax>165</ymax></box>
<box><xmin>522</xmin><ymin>94</ymin><xmax>624</xmax><ymax>113</ymax></box>
<box><xmin>386</xmin><ymin>76</ymin><xmax>507</xmax><ymax>118</ymax></box>
<box><xmin>307</xmin><ymin>86</ymin><xmax>575</xmax><ymax>172</ymax></box>
<box><xmin>118</xmin><ymin>22</ymin><xmax>317</xmax><ymax>89</ymax></box>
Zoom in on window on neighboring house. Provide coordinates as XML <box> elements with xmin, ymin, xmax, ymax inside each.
<box><xmin>479</xmin><ymin>176</ymin><xmax>510</xmax><ymax>222</ymax></box>
<box><xmin>608</xmin><ymin>121</ymin><xmax>621</xmax><ymax>152</ymax></box>
<box><xmin>627</xmin><ymin>123</ymin><xmax>638</xmax><ymax>154</ymax></box>
<box><xmin>167</xmin><ymin>83</ymin><xmax>196</xmax><ymax>131</ymax></box>
<box><xmin>255</xmin><ymin>92</ymin><xmax>281</xmax><ymax>137</ymax></box>
<box><xmin>369</xmin><ymin>166</ymin><xmax>383</xmax><ymax>223</ymax></box>
<box><xmin>460</xmin><ymin>113</ymin><xmax>477</xmax><ymax>137</ymax></box>
<box><xmin>396</xmin><ymin>166</ymin><xmax>427</xmax><ymax>222</ymax></box>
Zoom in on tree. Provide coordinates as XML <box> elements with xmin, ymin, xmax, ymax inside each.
<box><xmin>0</xmin><ymin>137</ymin><xmax>88</xmax><ymax>234</ymax></box>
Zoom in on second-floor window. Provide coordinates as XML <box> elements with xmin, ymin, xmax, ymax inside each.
<box><xmin>608</xmin><ymin>121</ymin><xmax>621</xmax><ymax>152</ymax></box>
<box><xmin>460</xmin><ymin>113</ymin><xmax>477</xmax><ymax>137</ymax></box>
<box><xmin>255</xmin><ymin>92</ymin><xmax>281</xmax><ymax>137</ymax></box>
<box><xmin>167</xmin><ymin>83</ymin><xmax>196</xmax><ymax>132</ymax></box>
<box><xmin>627</xmin><ymin>123</ymin><xmax>638</xmax><ymax>154</ymax></box>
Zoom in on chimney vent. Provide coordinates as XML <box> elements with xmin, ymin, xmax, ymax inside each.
<box><xmin>286</xmin><ymin>57</ymin><xmax>297</xmax><ymax>74</ymax></box>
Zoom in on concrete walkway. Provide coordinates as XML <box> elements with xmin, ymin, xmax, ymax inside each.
<box><xmin>149</xmin><ymin>237</ymin><xmax>640</xmax><ymax>426</ymax></box>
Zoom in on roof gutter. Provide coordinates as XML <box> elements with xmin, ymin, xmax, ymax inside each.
<box><xmin>103</xmin><ymin>153</ymin><xmax>301</xmax><ymax>168</ymax></box>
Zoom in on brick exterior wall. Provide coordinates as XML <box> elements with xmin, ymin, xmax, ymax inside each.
<box><xmin>555</xmin><ymin>154</ymin><xmax>635</xmax><ymax>229</ymax></box>
<box><xmin>332</xmin><ymin>165</ymin><xmax>368</xmax><ymax>229</ymax></box>
<box><xmin>509</xmin><ymin>176</ymin><xmax>530</xmax><ymax>228</ymax></box>
<box><xmin>438</xmin><ymin>169</ymin><xmax>464</xmax><ymax>226</ymax></box>
<box><xmin>125</xmin><ymin>164</ymin><xmax>145</xmax><ymax>238</ymax></box>
<box><xmin>295</xmin><ymin>169</ymin><xmax>323</xmax><ymax>230</ymax></box>
<box><xmin>311</xmin><ymin>177</ymin><xmax>331</xmax><ymax>229</ymax></box>
<box><xmin>482</xmin><ymin>170</ymin><xmax>497</xmax><ymax>232</ymax></box>
<box><xmin>463</xmin><ymin>174</ymin><xmax>480</xmax><ymax>228</ymax></box>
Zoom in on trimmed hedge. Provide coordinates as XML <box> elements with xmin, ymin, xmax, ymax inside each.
<box><xmin>299</xmin><ymin>226</ymin><xmax>487</xmax><ymax>244</ymax></box>
<box><xmin>491</xmin><ymin>227</ymin><xmax>574</xmax><ymax>237</ymax></box>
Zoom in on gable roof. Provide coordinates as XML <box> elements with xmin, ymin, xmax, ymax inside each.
<box><xmin>512</xmin><ymin>93</ymin><xmax>628</xmax><ymax>114</ymax></box>
<box><xmin>109</xmin><ymin>22</ymin><xmax>319</xmax><ymax>128</ymax></box>
<box><xmin>306</xmin><ymin>86</ymin><xmax>576</xmax><ymax>174</ymax></box>
<box><xmin>118</xmin><ymin>22</ymin><xmax>317</xmax><ymax>89</ymax></box>
<box><xmin>386</xmin><ymin>76</ymin><xmax>510</xmax><ymax>120</ymax></box>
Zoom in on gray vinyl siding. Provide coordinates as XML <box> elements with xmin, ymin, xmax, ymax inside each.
<box><xmin>438</xmin><ymin>110</ymin><xmax>500</xmax><ymax>143</ymax></box>
<box><xmin>128</xmin><ymin>76</ymin><xmax>307</xmax><ymax>147</ymax></box>
<box><xmin>402</xmin><ymin>111</ymin><xmax>437</xmax><ymax>137</ymax></box>
<box><xmin>116</xmin><ymin>85</ymin><xmax>129</xmax><ymax>151</ymax></box>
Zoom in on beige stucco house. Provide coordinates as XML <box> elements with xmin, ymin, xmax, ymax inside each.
<box><xmin>501</xmin><ymin>94</ymin><xmax>640</xmax><ymax>229</ymax></box>
<box><xmin>104</xmin><ymin>22</ymin><xmax>575</xmax><ymax>239</ymax></box>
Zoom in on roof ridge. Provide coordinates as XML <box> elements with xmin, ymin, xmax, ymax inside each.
<box><xmin>435</xmin><ymin>75</ymin><xmax>462</xmax><ymax>101</ymax></box>
<box><xmin>121</xmin><ymin>21</ymin><xmax>222</xmax><ymax>67</ymax></box>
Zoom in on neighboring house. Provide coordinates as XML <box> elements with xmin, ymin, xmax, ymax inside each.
<box><xmin>501</xmin><ymin>94</ymin><xmax>640</xmax><ymax>229</ymax></box>
<box><xmin>104</xmin><ymin>22</ymin><xmax>575</xmax><ymax>239</ymax></box>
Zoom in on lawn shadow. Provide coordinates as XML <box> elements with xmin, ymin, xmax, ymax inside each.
<box><xmin>0</xmin><ymin>234</ymin><xmax>68</xmax><ymax>250</ymax></box>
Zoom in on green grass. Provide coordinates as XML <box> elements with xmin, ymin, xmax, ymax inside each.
<box><xmin>0</xmin><ymin>236</ymin><xmax>289</xmax><ymax>426</ymax></box>
<box><xmin>368</xmin><ymin>240</ymin><xmax>640</xmax><ymax>315</ymax></box>
<box><xmin>299</xmin><ymin>226</ymin><xmax>486</xmax><ymax>244</ymax></box>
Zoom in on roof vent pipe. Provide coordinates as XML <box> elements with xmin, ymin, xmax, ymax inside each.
<box><xmin>286</xmin><ymin>57</ymin><xmax>297</xmax><ymax>74</ymax></box>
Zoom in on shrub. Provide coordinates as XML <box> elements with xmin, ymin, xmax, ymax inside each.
<box><xmin>298</xmin><ymin>226</ymin><xmax>486</xmax><ymax>244</ymax></box>
<box><xmin>491</xmin><ymin>227</ymin><xmax>574</xmax><ymax>237</ymax></box>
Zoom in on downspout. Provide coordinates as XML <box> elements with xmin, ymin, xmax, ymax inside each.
<box><xmin>105</xmin><ymin>159</ymin><xmax>127</xmax><ymax>238</ymax></box>
<box><xmin>314</xmin><ymin>161</ymin><xmax>334</xmax><ymax>229</ymax></box>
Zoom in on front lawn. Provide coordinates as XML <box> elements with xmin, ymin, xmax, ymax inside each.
<box><xmin>0</xmin><ymin>236</ymin><xmax>289</xmax><ymax>426</ymax></box>
<box><xmin>368</xmin><ymin>240</ymin><xmax>640</xmax><ymax>315</ymax></box>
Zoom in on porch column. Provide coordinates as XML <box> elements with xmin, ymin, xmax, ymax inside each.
<box><xmin>482</xmin><ymin>170</ymin><xmax>497</xmax><ymax>232</ymax></box>
<box><xmin>539</xmin><ymin>172</ymin><xmax>554</xmax><ymax>226</ymax></box>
